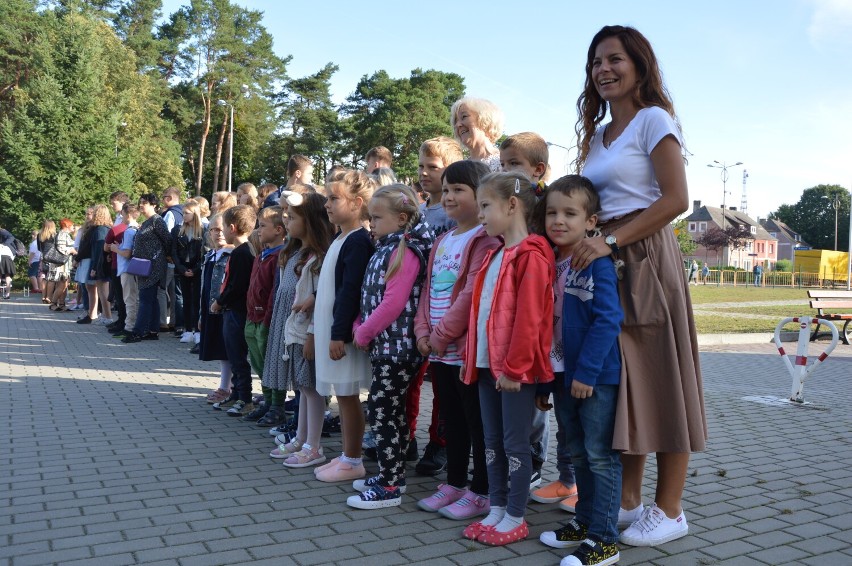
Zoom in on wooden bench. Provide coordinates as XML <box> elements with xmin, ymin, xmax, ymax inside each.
<box><xmin>808</xmin><ymin>290</ymin><xmax>852</xmax><ymax>345</ymax></box>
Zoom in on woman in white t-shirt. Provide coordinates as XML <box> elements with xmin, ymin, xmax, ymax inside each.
<box><xmin>569</xmin><ymin>25</ymin><xmax>707</xmax><ymax>549</ymax></box>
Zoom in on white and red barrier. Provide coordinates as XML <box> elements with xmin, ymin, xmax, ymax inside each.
<box><xmin>774</xmin><ymin>316</ymin><xmax>839</xmax><ymax>403</ymax></box>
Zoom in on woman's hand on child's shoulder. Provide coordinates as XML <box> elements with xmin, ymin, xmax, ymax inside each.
<box><xmin>496</xmin><ymin>374</ymin><xmax>521</xmax><ymax>393</ymax></box>
<box><xmin>571</xmin><ymin>380</ymin><xmax>594</xmax><ymax>399</ymax></box>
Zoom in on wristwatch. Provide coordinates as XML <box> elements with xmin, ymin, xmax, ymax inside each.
<box><xmin>605</xmin><ymin>234</ymin><xmax>619</xmax><ymax>254</ymax></box>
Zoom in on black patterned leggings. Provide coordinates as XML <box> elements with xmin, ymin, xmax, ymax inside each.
<box><xmin>368</xmin><ymin>359</ymin><xmax>421</xmax><ymax>488</ymax></box>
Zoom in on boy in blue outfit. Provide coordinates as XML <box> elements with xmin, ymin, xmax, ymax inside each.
<box><xmin>537</xmin><ymin>175</ymin><xmax>623</xmax><ymax>566</ymax></box>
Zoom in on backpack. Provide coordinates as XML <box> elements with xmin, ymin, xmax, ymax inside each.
<box><xmin>10</xmin><ymin>238</ymin><xmax>26</xmax><ymax>258</ymax></box>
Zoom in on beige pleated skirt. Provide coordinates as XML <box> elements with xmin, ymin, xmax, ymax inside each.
<box><xmin>604</xmin><ymin>213</ymin><xmax>708</xmax><ymax>455</ymax></box>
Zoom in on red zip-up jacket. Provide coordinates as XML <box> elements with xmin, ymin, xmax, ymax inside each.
<box><xmin>463</xmin><ymin>234</ymin><xmax>555</xmax><ymax>385</ymax></box>
<box><xmin>414</xmin><ymin>226</ymin><xmax>500</xmax><ymax>356</ymax></box>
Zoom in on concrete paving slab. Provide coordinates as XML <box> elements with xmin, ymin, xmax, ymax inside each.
<box><xmin>1</xmin><ymin>296</ymin><xmax>851</xmax><ymax>565</ymax></box>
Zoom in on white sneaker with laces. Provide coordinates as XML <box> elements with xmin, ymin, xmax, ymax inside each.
<box><xmin>618</xmin><ymin>502</ymin><xmax>645</xmax><ymax>528</ymax></box>
<box><xmin>619</xmin><ymin>502</ymin><xmax>688</xmax><ymax>546</ymax></box>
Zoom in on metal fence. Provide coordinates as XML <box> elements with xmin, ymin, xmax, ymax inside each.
<box><xmin>691</xmin><ymin>269</ymin><xmax>850</xmax><ymax>288</ymax></box>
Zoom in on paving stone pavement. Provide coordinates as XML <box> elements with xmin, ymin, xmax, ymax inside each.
<box><xmin>1</xmin><ymin>295</ymin><xmax>851</xmax><ymax>566</ymax></box>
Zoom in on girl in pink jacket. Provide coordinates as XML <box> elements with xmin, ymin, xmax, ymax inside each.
<box><xmin>414</xmin><ymin>160</ymin><xmax>500</xmax><ymax>521</ymax></box>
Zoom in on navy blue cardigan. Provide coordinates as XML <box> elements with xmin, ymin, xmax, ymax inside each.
<box><xmin>331</xmin><ymin>228</ymin><xmax>374</xmax><ymax>342</ymax></box>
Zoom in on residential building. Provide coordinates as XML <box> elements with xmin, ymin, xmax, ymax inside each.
<box><xmin>759</xmin><ymin>218</ymin><xmax>810</xmax><ymax>264</ymax></box>
<box><xmin>683</xmin><ymin>200</ymin><xmax>778</xmax><ymax>269</ymax></box>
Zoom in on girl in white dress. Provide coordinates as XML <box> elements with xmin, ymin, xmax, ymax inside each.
<box><xmin>312</xmin><ymin>169</ymin><xmax>377</xmax><ymax>483</ymax></box>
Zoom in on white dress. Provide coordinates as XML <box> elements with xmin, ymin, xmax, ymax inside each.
<box><xmin>314</xmin><ymin>230</ymin><xmax>371</xmax><ymax>397</ymax></box>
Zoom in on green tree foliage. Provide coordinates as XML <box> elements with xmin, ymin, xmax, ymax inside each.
<box><xmin>0</xmin><ymin>8</ymin><xmax>182</xmax><ymax>235</ymax></box>
<box><xmin>673</xmin><ymin>219</ymin><xmax>697</xmax><ymax>256</ymax></box>
<box><xmin>340</xmin><ymin>69</ymin><xmax>465</xmax><ymax>180</ymax></box>
<box><xmin>772</xmin><ymin>185</ymin><xmax>850</xmax><ymax>252</ymax></box>
<box><xmin>112</xmin><ymin>0</ymin><xmax>164</xmax><ymax>73</ymax></box>
<box><xmin>266</xmin><ymin>63</ymin><xmax>340</xmax><ymax>183</ymax></box>
<box><xmin>774</xmin><ymin>259</ymin><xmax>792</xmax><ymax>272</ymax></box>
<box><xmin>0</xmin><ymin>0</ymin><xmax>45</xmax><ymax>117</ymax></box>
<box><xmin>165</xmin><ymin>0</ymin><xmax>288</xmax><ymax>195</ymax></box>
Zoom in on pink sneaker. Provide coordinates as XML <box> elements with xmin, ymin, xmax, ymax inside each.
<box><xmin>417</xmin><ymin>484</ymin><xmax>466</xmax><ymax>512</ymax></box>
<box><xmin>438</xmin><ymin>490</ymin><xmax>490</xmax><ymax>520</ymax></box>
<box><xmin>314</xmin><ymin>460</ymin><xmax>366</xmax><ymax>483</ymax></box>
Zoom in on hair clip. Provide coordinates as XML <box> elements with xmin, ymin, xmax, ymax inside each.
<box><xmin>514</xmin><ymin>179</ymin><xmax>521</xmax><ymax>194</ymax></box>
<box><xmin>400</xmin><ymin>194</ymin><xmax>409</xmax><ymax>205</ymax></box>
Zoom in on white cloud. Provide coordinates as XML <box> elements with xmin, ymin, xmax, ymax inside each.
<box><xmin>807</xmin><ymin>0</ymin><xmax>852</xmax><ymax>47</ymax></box>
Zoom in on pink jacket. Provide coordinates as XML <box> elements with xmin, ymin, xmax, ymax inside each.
<box><xmin>462</xmin><ymin>234</ymin><xmax>555</xmax><ymax>385</ymax></box>
<box><xmin>414</xmin><ymin>226</ymin><xmax>500</xmax><ymax>356</ymax></box>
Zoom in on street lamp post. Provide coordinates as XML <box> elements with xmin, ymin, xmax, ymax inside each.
<box><xmin>707</xmin><ymin>160</ymin><xmax>743</xmax><ymax>231</ymax></box>
<box><xmin>217</xmin><ymin>100</ymin><xmax>234</xmax><ymax>194</ymax></box>
<box><xmin>821</xmin><ymin>193</ymin><xmax>840</xmax><ymax>251</ymax></box>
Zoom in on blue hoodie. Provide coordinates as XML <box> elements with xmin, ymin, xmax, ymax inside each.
<box><xmin>562</xmin><ymin>255</ymin><xmax>622</xmax><ymax>387</ymax></box>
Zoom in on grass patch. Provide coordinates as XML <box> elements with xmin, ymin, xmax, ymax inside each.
<box><xmin>689</xmin><ymin>286</ymin><xmax>808</xmax><ymax>304</ymax></box>
<box><xmin>694</xmin><ymin>314</ymin><xmax>802</xmax><ymax>334</ymax></box>
<box><xmin>715</xmin><ymin>305</ymin><xmax>830</xmax><ymax>317</ymax></box>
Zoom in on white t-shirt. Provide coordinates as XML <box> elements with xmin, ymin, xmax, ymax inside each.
<box><xmin>476</xmin><ymin>249</ymin><xmax>504</xmax><ymax>368</ymax></box>
<box><xmin>29</xmin><ymin>240</ymin><xmax>41</xmax><ymax>263</ymax></box>
<box><xmin>428</xmin><ymin>227</ymin><xmax>478</xmax><ymax>365</ymax></box>
<box><xmin>581</xmin><ymin>106</ymin><xmax>682</xmax><ymax>221</ymax></box>
<box><xmin>551</xmin><ymin>256</ymin><xmax>572</xmax><ymax>372</ymax></box>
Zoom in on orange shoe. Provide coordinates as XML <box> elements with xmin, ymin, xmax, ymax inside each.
<box><xmin>558</xmin><ymin>493</ymin><xmax>579</xmax><ymax>513</ymax></box>
<box><xmin>530</xmin><ymin>480</ymin><xmax>578</xmax><ymax>504</ymax></box>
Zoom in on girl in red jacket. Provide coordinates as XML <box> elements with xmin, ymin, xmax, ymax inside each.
<box><xmin>462</xmin><ymin>171</ymin><xmax>555</xmax><ymax>546</ymax></box>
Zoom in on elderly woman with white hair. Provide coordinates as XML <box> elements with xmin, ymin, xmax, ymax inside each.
<box><xmin>450</xmin><ymin>97</ymin><xmax>505</xmax><ymax>172</ymax></box>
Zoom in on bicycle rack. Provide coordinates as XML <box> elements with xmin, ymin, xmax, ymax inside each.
<box><xmin>774</xmin><ymin>316</ymin><xmax>839</xmax><ymax>403</ymax></box>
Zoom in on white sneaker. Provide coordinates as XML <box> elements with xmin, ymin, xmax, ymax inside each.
<box><xmin>194</xmin><ymin>332</ymin><xmax>201</xmax><ymax>344</ymax></box>
<box><xmin>179</xmin><ymin>331</ymin><xmax>193</xmax><ymax>343</ymax></box>
<box><xmin>618</xmin><ymin>502</ymin><xmax>645</xmax><ymax>528</ymax></box>
<box><xmin>619</xmin><ymin>502</ymin><xmax>688</xmax><ymax>547</ymax></box>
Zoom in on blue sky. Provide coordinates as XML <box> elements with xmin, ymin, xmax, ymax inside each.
<box><xmin>162</xmin><ymin>0</ymin><xmax>852</xmax><ymax>220</ymax></box>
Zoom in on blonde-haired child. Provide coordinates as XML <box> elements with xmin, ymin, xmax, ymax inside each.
<box><xmin>199</xmin><ymin>213</ymin><xmax>235</xmax><ymax>404</ymax></box>
<box><xmin>312</xmin><ymin>169</ymin><xmax>376</xmax><ymax>482</ymax></box>
<box><xmin>419</xmin><ymin>137</ymin><xmax>464</xmax><ymax>238</ymax></box>
<box><xmin>499</xmin><ymin>132</ymin><xmax>549</xmax><ymax>185</ymax></box>
<box><xmin>240</xmin><ymin>206</ymin><xmax>287</xmax><ymax>423</ymax></box>
<box><xmin>461</xmin><ymin>171</ymin><xmax>555</xmax><ymax>546</ymax></box>
<box><xmin>172</xmin><ymin>200</ymin><xmax>205</xmax><ymax>344</ymax></box>
<box><xmin>346</xmin><ymin>184</ymin><xmax>433</xmax><ymax>508</ymax></box>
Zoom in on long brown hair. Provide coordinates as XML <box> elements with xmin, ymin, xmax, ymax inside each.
<box><xmin>574</xmin><ymin>25</ymin><xmax>679</xmax><ymax>170</ymax></box>
<box><xmin>279</xmin><ymin>192</ymin><xmax>335</xmax><ymax>277</ymax></box>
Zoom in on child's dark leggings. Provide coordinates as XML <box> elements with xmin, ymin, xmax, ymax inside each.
<box><xmin>369</xmin><ymin>359</ymin><xmax>420</xmax><ymax>488</ymax></box>
<box><xmin>432</xmin><ymin>361</ymin><xmax>487</xmax><ymax>495</ymax></box>
<box><xmin>477</xmin><ymin>368</ymin><xmax>537</xmax><ymax>518</ymax></box>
